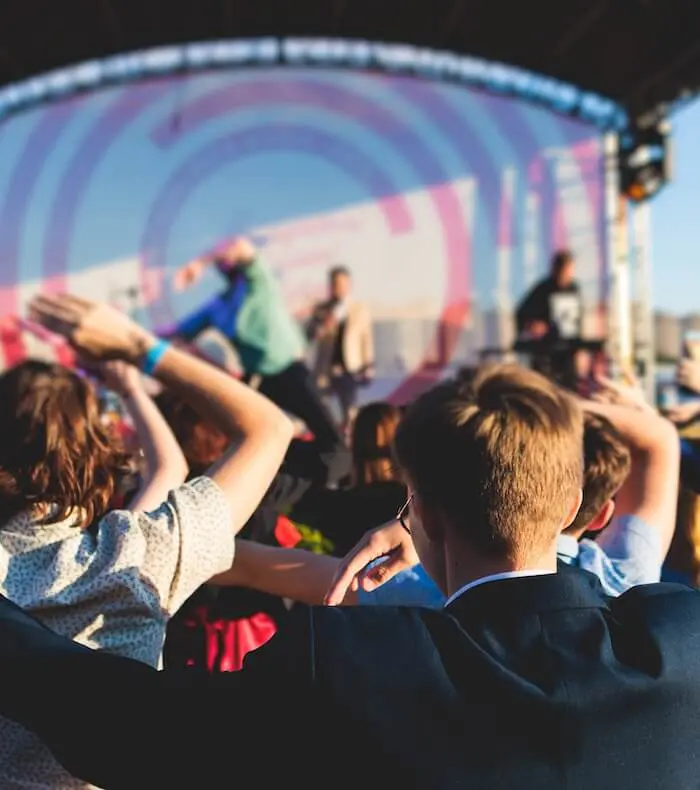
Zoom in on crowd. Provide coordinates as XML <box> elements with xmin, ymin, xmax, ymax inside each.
<box><xmin>1</xmin><ymin>245</ymin><xmax>700</xmax><ymax>788</ymax></box>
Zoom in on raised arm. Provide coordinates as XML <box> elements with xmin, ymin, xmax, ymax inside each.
<box><xmin>583</xmin><ymin>383</ymin><xmax>679</xmax><ymax>558</ymax></box>
<box><xmin>163</xmin><ymin>299</ymin><xmax>216</xmax><ymax>342</ymax></box>
<box><xmin>29</xmin><ymin>294</ymin><xmax>294</xmax><ymax>533</ymax></box>
<box><xmin>173</xmin><ymin>236</ymin><xmax>258</xmax><ymax>291</ymax></box>
<box><xmin>99</xmin><ymin>362</ymin><xmax>189</xmax><ymax>512</ymax></box>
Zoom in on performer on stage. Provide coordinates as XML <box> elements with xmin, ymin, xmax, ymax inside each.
<box><xmin>162</xmin><ymin>237</ymin><xmax>344</xmax><ymax>453</ymax></box>
<box><xmin>516</xmin><ymin>249</ymin><xmax>584</xmax><ymax>387</ymax></box>
<box><xmin>516</xmin><ymin>249</ymin><xmax>582</xmax><ymax>340</ymax></box>
<box><xmin>308</xmin><ymin>266</ymin><xmax>374</xmax><ymax>428</ymax></box>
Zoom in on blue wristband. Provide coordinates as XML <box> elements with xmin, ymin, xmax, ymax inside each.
<box><xmin>141</xmin><ymin>339</ymin><xmax>171</xmax><ymax>376</ymax></box>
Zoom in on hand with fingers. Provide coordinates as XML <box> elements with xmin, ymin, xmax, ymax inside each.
<box><xmin>591</xmin><ymin>372</ymin><xmax>653</xmax><ymax>412</ymax></box>
<box><xmin>172</xmin><ymin>259</ymin><xmax>206</xmax><ymax>292</ymax></box>
<box><xmin>525</xmin><ymin>320</ymin><xmax>549</xmax><ymax>339</ymax></box>
<box><xmin>324</xmin><ymin>519</ymin><xmax>420</xmax><ymax>606</ymax></box>
<box><xmin>667</xmin><ymin>401</ymin><xmax>700</xmax><ymax>427</ymax></box>
<box><xmin>677</xmin><ymin>358</ymin><xmax>700</xmax><ymax>395</ymax></box>
<box><xmin>97</xmin><ymin>361</ymin><xmax>143</xmax><ymax>397</ymax></box>
<box><xmin>28</xmin><ymin>294</ymin><xmax>155</xmax><ymax>364</ymax></box>
<box><xmin>173</xmin><ymin>237</ymin><xmax>257</xmax><ymax>292</ymax></box>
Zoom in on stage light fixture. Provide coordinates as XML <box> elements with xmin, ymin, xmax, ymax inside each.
<box><xmin>618</xmin><ymin>120</ymin><xmax>671</xmax><ymax>203</ymax></box>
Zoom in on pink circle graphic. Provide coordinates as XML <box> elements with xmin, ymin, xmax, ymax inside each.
<box><xmin>139</xmin><ymin>75</ymin><xmax>471</xmax><ymax>402</ymax></box>
<box><xmin>0</xmin><ymin>67</ymin><xmax>606</xmax><ymax>401</ymax></box>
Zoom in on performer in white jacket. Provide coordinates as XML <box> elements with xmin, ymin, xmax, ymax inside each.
<box><xmin>308</xmin><ymin>266</ymin><xmax>375</xmax><ymax>428</ymax></box>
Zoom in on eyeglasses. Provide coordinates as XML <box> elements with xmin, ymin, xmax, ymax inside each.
<box><xmin>397</xmin><ymin>494</ymin><xmax>414</xmax><ymax>534</ymax></box>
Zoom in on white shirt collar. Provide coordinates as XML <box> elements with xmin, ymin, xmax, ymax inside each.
<box><xmin>443</xmin><ymin>569</ymin><xmax>555</xmax><ymax>608</ymax></box>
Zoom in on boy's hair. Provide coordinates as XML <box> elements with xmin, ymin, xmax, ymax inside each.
<box><xmin>394</xmin><ymin>364</ymin><xmax>583</xmax><ymax>562</ymax></box>
<box><xmin>565</xmin><ymin>413</ymin><xmax>631</xmax><ymax>535</ymax></box>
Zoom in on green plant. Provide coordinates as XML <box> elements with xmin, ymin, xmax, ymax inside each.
<box><xmin>293</xmin><ymin>524</ymin><xmax>335</xmax><ymax>555</ymax></box>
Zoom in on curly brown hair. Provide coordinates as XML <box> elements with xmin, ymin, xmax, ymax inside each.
<box><xmin>0</xmin><ymin>361</ymin><xmax>133</xmax><ymax>527</ymax></box>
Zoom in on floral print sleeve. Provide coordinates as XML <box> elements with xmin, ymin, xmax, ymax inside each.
<box><xmin>102</xmin><ymin>476</ymin><xmax>235</xmax><ymax>615</ymax></box>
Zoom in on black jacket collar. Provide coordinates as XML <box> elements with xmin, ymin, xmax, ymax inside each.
<box><xmin>445</xmin><ymin>565</ymin><xmax>609</xmax><ymax>625</ymax></box>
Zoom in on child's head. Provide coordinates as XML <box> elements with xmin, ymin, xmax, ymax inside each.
<box><xmin>154</xmin><ymin>389</ymin><xmax>228</xmax><ymax>480</ymax></box>
<box><xmin>394</xmin><ymin>363</ymin><xmax>583</xmax><ymax>585</ymax></box>
<box><xmin>564</xmin><ymin>413</ymin><xmax>631</xmax><ymax>539</ymax></box>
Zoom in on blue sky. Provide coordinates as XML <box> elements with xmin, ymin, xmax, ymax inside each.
<box><xmin>651</xmin><ymin>99</ymin><xmax>700</xmax><ymax>315</ymax></box>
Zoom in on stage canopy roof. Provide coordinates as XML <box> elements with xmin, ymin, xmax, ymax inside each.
<box><xmin>1</xmin><ymin>0</ymin><xmax>700</xmax><ymax>128</ymax></box>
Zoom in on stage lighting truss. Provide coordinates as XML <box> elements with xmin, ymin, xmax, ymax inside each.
<box><xmin>0</xmin><ymin>37</ymin><xmax>627</xmax><ymax>131</ymax></box>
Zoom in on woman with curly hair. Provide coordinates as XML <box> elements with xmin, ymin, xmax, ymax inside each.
<box><xmin>0</xmin><ymin>292</ymin><xmax>293</xmax><ymax>789</ymax></box>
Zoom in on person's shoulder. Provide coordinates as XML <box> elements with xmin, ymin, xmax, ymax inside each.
<box><xmin>358</xmin><ymin>564</ymin><xmax>446</xmax><ymax>608</ymax></box>
<box><xmin>531</xmin><ymin>277</ymin><xmax>553</xmax><ymax>294</ymax></box>
<box><xmin>350</xmin><ymin>300</ymin><xmax>371</xmax><ymax>317</ymax></box>
<box><xmin>614</xmin><ymin>580</ymin><xmax>699</xmax><ymax>604</ymax></box>
<box><xmin>517</xmin><ymin>277</ymin><xmax>550</xmax><ymax>308</ymax></box>
<box><xmin>241</xmin><ymin>255</ymin><xmax>269</xmax><ymax>281</ymax></box>
<box><xmin>609</xmin><ymin>512</ymin><xmax>657</xmax><ymax>536</ymax></box>
<box><xmin>306</xmin><ymin>602</ymin><xmax>446</xmax><ymax>646</ymax></box>
<box><xmin>611</xmin><ymin>580</ymin><xmax>700</xmax><ymax>639</ymax></box>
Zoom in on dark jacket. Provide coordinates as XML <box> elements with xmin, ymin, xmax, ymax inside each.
<box><xmin>2</xmin><ymin>569</ymin><xmax>700</xmax><ymax>789</ymax></box>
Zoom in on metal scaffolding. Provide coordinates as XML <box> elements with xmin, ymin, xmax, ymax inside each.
<box><xmin>629</xmin><ymin>201</ymin><xmax>656</xmax><ymax>401</ymax></box>
<box><xmin>604</xmin><ymin>132</ymin><xmax>656</xmax><ymax>399</ymax></box>
<box><xmin>604</xmin><ymin>133</ymin><xmax>632</xmax><ymax>378</ymax></box>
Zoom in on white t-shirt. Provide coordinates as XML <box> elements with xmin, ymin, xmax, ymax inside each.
<box><xmin>549</xmin><ymin>291</ymin><xmax>582</xmax><ymax>339</ymax></box>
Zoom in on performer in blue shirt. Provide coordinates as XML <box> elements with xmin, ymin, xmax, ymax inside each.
<box><xmin>161</xmin><ymin>237</ymin><xmax>346</xmax><ymax>468</ymax></box>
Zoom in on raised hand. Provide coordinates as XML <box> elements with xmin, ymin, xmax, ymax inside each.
<box><xmin>172</xmin><ymin>259</ymin><xmax>206</xmax><ymax>292</ymax></box>
<box><xmin>592</xmin><ymin>372</ymin><xmax>652</xmax><ymax>412</ymax></box>
<box><xmin>324</xmin><ymin>518</ymin><xmax>420</xmax><ymax>606</ymax></box>
<box><xmin>29</xmin><ymin>294</ymin><xmax>154</xmax><ymax>363</ymax></box>
<box><xmin>667</xmin><ymin>401</ymin><xmax>700</xmax><ymax>426</ymax></box>
<box><xmin>677</xmin><ymin>358</ymin><xmax>700</xmax><ymax>395</ymax></box>
<box><xmin>525</xmin><ymin>320</ymin><xmax>549</xmax><ymax>339</ymax></box>
<box><xmin>97</xmin><ymin>361</ymin><xmax>143</xmax><ymax>396</ymax></box>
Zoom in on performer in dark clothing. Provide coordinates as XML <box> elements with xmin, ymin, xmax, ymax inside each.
<box><xmin>516</xmin><ymin>249</ymin><xmax>582</xmax><ymax>340</ymax></box>
<box><xmin>516</xmin><ymin>249</ymin><xmax>583</xmax><ymax>388</ymax></box>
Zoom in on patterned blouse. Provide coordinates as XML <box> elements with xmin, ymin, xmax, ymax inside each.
<box><xmin>0</xmin><ymin>477</ymin><xmax>234</xmax><ymax>789</ymax></box>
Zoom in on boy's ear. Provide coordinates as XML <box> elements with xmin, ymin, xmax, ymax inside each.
<box><xmin>584</xmin><ymin>499</ymin><xmax>616</xmax><ymax>534</ymax></box>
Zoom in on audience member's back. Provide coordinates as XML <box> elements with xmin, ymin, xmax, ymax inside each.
<box><xmin>256</xmin><ymin>364</ymin><xmax>700</xmax><ymax>789</ymax></box>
